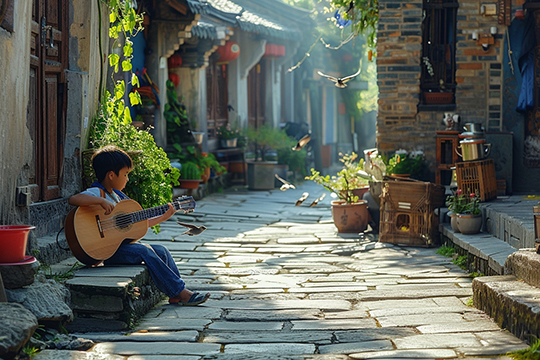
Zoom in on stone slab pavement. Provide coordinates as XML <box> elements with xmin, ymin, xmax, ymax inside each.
<box><xmin>37</xmin><ymin>182</ymin><xmax>527</xmax><ymax>359</ymax></box>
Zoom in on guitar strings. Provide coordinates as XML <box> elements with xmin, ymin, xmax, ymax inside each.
<box><xmin>97</xmin><ymin>201</ymin><xmax>192</xmax><ymax>226</ymax></box>
<box><xmin>96</xmin><ymin>201</ymin><xmax>194</xmax><ymax>231</ymax></box>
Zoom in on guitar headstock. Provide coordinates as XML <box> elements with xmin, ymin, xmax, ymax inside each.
<box><xmin>173</xmin><ymin>196</ymin><xmax>196</xmax><ymax>214</ymax></box>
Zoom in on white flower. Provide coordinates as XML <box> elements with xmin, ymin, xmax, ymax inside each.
<box><xmin>422</xmin><ymin>56</ymin><xmax>434</xmax><ymax>77</ymax></box>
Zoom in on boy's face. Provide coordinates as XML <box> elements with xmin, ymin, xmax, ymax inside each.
<box><xmin>108</xmin><ymin>166</ymin><xmax>131</xmax><ymax>190</ymax></box>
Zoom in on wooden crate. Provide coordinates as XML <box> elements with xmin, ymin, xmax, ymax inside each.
<box><xmin>456</xmin><ymin>159</ymin><xmax>497</xmax><ymax>201</ymax></box>
<box><xmin>379</xmin><ymin>179</ymin><xmax>446</xmax><ymax>247</ymax></box>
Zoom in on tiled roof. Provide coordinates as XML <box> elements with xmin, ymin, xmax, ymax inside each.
<box><xmin>187</xmin><ymin>0</ymin><xmax>313</xmax><ymax>40</ymax></box>
<box><xmin>191</xmin><ymin>19</ymin><xmax>231</xmax><ymax>39</ymax></box>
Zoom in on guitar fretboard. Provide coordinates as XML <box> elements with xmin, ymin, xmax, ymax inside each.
<box><xmin>117</xmin><ymin>197</ymin><xmax>195</xmax><ymax>227</ymax></box>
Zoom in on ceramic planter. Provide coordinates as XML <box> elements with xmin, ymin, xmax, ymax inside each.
<box><xmin>456</xmin><ymin>214</ymin><xmax>482</xmax><ymax>234</ymax></box>
<box><xmin>331</xmin><ymin>200</ymin><xmax>369</xmax><ymax>233</ymax></box>
<box><xmin>220</xmin><ymin>138</ymin><xmax>237</xmax><ymax>148</ymax></box>
<box><xmin>450</xmin><ymin>214</ymin><xmax>460</xmax><ymax>233</ymax></box>
<box><xmin>247</xmin><ymin>161</ymin><xmax>276</xmax><ymax>190</ymax></box>
<box><xmin>0</xmin><ymin>225</ymin><xmax>35</xmax><ymax>263</ymax></box>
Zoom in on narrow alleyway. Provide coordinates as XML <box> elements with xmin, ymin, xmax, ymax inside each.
<box><xmin>44</xmin><ymin>182</ymin><xmax>527</xmax><ymax>359</ymax></box>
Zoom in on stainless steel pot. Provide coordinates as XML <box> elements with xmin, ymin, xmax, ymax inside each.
<box><xmin>463</xmin><ymin>123</ymin><xmax>484</xmax><ymax>133</ymax></box>
<box><xmin>456</xmin><ymin>139</ymin><xmax>491</xmax><ymax>161</ymax></box>
<box><xmin>459</xmin><ymin>131</ymin><xmax>484</xmax><ymax>139</ymax></box>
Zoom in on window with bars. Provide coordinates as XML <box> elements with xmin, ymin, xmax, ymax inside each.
<box><xmin>420</xmin><ymin>0</ymin><xmax>458</xmax><ymax>105</ymax></box>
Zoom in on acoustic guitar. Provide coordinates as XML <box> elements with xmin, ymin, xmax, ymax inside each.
<box><xmin>65</xmin><ymin>196</ymin><xmax>196</xmax><ymax>265</ymax></box>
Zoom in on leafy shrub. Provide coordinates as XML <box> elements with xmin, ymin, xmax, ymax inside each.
<box><xmin>90</xmin><ymin>95</ymin><xmax>180</xmax><ymax>212</ymax></box>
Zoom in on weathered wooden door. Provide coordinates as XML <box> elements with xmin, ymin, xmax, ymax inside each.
<box><xmin>206</xmin><ymin>63</ymin><xmax>228</xmax><ymax>139</ymax></box>
<box><xmin>248</xmin><ymin>62</ymin><xmax>265</xmax><ymax>129</ymax></box>
<box><xmin>29</xmin><ymin>0</ymin><xmax>67</xmax><ymax>201</ymax></box>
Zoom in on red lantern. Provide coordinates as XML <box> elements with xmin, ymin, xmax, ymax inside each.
<box><xmin>168</xmin><ymin>53</ymin><xmax>183</xmax><ymax>69</ymax></box>
<box><xmin>264</xmin><ymin>43</ymin><xmax>286</xmax><ymax>58</ymax></box>
<box><xmin>216</xmin><ymin>41</ymin><xmax>240</xmax><ymax>64</ymax></box>
<box><xmin>168</xmin><ymin>73</ymin><xmax>180</xmax><ymax>87</ymax></box>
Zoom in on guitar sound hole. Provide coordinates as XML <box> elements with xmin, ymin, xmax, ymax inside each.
<box><xmin>114</xmin><ymin>213</ymin><xmax>132</xmax><ymax>232</ymax></box>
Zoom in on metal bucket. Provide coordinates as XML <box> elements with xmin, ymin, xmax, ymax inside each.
<box><xmin>456</xmin><ymin>139</ymin><xmax>491</xmax><ymax>161</ymax></box>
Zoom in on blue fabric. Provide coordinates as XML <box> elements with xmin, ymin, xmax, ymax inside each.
<box><xmin>89</xmin><ymin>182</ymin><xmax>185</xmax><ymax>298</ymax></box>
<box><xmin>91</xmin><ymin>181</ymin><xmax>129</xmax><ymax>201</ymax></box>
<box><xmin>517</xmin><ymin>52</ymin><xmax>534</xmax><ymax>112</ymax></box>
<box><xmin>104</xmin><ymin>243</ymin><xmax>185</xmax><ymax>298</ymax></box>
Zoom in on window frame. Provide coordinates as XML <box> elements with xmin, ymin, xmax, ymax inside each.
<box><xmin>420</xmin><ymin>0</ymin><xmax>459</xmax><ymax>106</ymax></box>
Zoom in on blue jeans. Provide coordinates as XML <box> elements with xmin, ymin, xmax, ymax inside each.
<box><xmin>105</xmin><ymin>243</ymin><xmax>185</xmax><ymax>298</ymax></box>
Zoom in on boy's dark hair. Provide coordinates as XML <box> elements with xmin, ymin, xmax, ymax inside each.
<box><xmin>91</xmin><ymin>145</ymin><xmax>133</xmax><ymax>182</ymax></box>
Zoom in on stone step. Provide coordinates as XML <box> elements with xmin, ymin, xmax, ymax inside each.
<box><xmin>29</xmin><ymin>232</ymin><xmax>72</xmax><ymax>267</ymax></box>
<box><xmin>61</xmin><ymin>258</ymin><xmax>162</xmax><ymax>333</ymax></box>
<box><xmin>473</xmin><ymin>275</ymin><xmax>540</xmax><ymax>341</ymax></box>
<box><xmin>483</xmin><ymin>196</ymin><xmax>536</xmax><ymax>249</ymax></box>
<box><xmin>504</xmin><ymin>249</ymin><xmax>540</xmax><ymax>288</ymax></box>
<box><xmin>439</xmin><ymin>224</ymin><xmax>516</xmax><ymax>275</ymax></box>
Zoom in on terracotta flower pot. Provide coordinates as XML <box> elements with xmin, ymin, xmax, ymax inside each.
<box><xmin>339</xmin><ymin>186</ymin><xmax>370</xmax><ymax>201</ymax></box>
<box><xmin>201</xmin><ymin>167</ymin><xmax>211</xmax><ymax>184</ymax></box>
<box><xmin>0</xmin><ymin>225</ymin><xmax>35</xmax><ymax>263</ymax></box>
<box><xmin>179</xmin><ymin>179</ymin><xmax>202</xmax><ymax>189</ymax></box>
<box><xmin>456</xmin><ymin>214</ymin><xmax>482</xmax><ymax>234</ymax></box>
<box><xmin>331</xmin><ymin>200</ymin><xmax>369</xmax><ymax>233</ymax></box>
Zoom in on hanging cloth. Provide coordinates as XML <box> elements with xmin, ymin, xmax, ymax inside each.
<box><xmin>517</xmin><ymin>51</ymin><xmax>534</xmax><ymax>112</ymax></box>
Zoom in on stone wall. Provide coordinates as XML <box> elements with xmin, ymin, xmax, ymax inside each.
<box><xmin>0</xmin><ymin>2</ymin><xmax>34</xmax><ymax>225</ymax></box>
<box><xmin>0</xmin><ymin>1</ymin><xmax>108</xmax><ymax>236</ymax></box>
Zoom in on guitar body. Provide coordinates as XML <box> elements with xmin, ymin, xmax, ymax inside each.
<box><xmin>65</xmin><ymin>199</ymin><xmax>149</xmax><ymax>265</ymax></box>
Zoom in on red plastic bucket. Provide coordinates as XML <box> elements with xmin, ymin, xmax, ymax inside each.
<box><xmin>0</xmin><ymin>225</ymin><xmax>35</xmax><ymax>263</ymax></box>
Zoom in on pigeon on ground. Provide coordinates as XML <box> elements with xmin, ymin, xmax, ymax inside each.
<box><xmin>275</xmin><ymin>174</ymin><xmax>296</xmax><ymax>191</ymax></box>
<box><xmin>295</xmin><ymin>192</ymin><xmax>309</xmax><ymax>206</ymax></box>
<box><xmin>317</xmin><ymin>68</ymin><xmax>361</xmax><ymax>88</ymax></box>
<box><xmin>292</xmin><ymin>134</ymin><xmax>311</xmax><ymax>151</ymax></box>
<box><xmin>177</xmin><ymin>221</ymin><xmax>207</xmax><ymax>236</ymax></box>
<box><xmin>309</xmin><ymin>193</ymin><xmax>326</xmax><ymax>207</ymax></box>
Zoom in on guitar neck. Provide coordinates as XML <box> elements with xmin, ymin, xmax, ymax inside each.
<box><xmin>128</xmin><ymin>197</ymin><xmax>195</xmax><ymax>224</ymax></box>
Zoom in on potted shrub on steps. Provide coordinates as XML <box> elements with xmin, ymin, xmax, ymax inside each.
<box><xmin>455</xmin><ymin>192</ymin><xmax>482</xmax><ymax>234</ymax></box>
<box><xmin>306</xmin><ymin>152</ymin><xmax>369</xmax><ymax>233</ymax></box>
<box><xmin>179</xmin><ymin>162</ymin><xmax>202</xmax><ymax>189</ymax></box>
<box><xmin>245</xmin><ymin>125</ymin><xmax>284</xmax><ymax>190</ymax></box>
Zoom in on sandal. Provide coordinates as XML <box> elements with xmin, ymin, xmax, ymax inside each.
<box><xmin>175</xmin><ymin>291</ymin><xmax>210</xmax><ymax>306</ymax></box>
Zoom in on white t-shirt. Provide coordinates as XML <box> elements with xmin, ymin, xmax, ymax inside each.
<box><xmin>80</xmin><ymin>187</ymin><xmax>122</xmax><ymax>204</ymax></box>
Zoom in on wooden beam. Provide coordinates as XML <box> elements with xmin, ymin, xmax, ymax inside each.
<box><xmin>164</xmin><ymin>0</ymin><xmax>188</xmax><ymax>15</ymax></box>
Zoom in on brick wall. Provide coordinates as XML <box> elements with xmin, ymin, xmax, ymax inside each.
<box><xmin>376</xmin><ymin>0</ymin><xmax>508</xmax><ymax>170</ymax></box>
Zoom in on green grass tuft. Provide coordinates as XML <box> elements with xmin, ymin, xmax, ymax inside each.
<box><xmin>452</xmin><ymin>255</ymin><xmax>468</xmax><ymax>270</ymax></box>
<box><xmin>508</xmin><ymin>338</ymin><xmax>540</xmax><ymax>359</ymax></box>
<box><xmin>468</xmin><ymin>272</ymin><xmax>484</xmax><ymax>278</ymax></box>
<box><xmin>436</xmin><ymin>246</ymin><xmax>455</xmax><ymax>257</ymax></box>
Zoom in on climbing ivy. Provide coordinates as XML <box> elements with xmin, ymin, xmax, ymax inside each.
<box><xmin>88</xmin><ymin>1</ymin><xmax>180</xmax><ymax>232</ymax></box>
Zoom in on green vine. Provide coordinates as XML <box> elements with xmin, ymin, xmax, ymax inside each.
<box><xmin>327</xmin><ymin>0</ymin><xmax>378</xmax><ymax>49</ymax></box>
<box><xmin>87</xmin><ymin>1</ymin><xmax>180</xmax><ymax>232</ymax></box>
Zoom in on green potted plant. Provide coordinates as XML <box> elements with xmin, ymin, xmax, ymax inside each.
<box><xmin>217</xmin><ymin>124</ymin><xmax>240</xmax><ymax>148</ymax></box>
<box><xmin>446</xmin><ymin>188</ymin><xmax>467</xmax><ymax>233</ymax></box>
<box><xmin>306</xmin><ymin>152</ymin><xmax>369</xmax><ymax>233</ymax></box>
<box><xmin>179</xmin><ymin>161</ymin><xmax>202</xmax><ymax>189</ymax></box>
<box><xmin>200</xmin><ymin>152</ymin><xmax>227</xmax><ymax>183</ymax></box>
<box><xmin>455</xmin><ymin>192</ymin><xmax>482</xmax><ymax>234</ymax></box>
<box><xmin>245</xmin><ymin>125</ymin><xmax>284</xmax><ymax>190</ymax></box>
<box><xmin>386</xmin><ymin>152</ymin><xmax>428</xmax><ymax>179</ymax></box>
